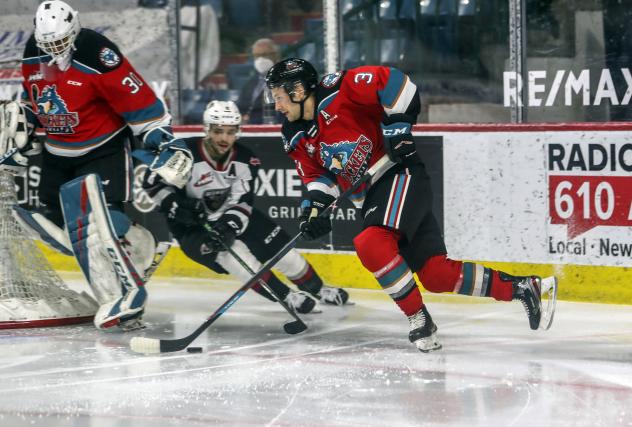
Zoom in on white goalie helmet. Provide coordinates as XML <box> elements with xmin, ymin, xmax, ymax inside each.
<box><xmin>203</xmin><ymin>101</ymin><xmax>242</xmax><ymax>130</ymax></box>
<box><xmin>34</xmin><ymin>0</ymin><xmax>81</xmax><ymax>63</ymax></box>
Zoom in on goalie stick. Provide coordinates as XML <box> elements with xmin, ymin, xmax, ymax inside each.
<box><xmin>129</xmin><ymin>155</ymin><xmax>394</xmax><ymax>354</ymax></box>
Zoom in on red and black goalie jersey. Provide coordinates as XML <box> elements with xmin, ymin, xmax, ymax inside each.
<box><xmin>20</xmin><ymin>28</ymin><xmax>169</xmax><ymax>157</ymax></box>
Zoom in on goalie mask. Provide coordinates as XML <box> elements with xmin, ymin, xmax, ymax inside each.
<box><xmin>34</xmin><ymin>0</ymin><xmax>81</xmax><ymax>66</ymax></box>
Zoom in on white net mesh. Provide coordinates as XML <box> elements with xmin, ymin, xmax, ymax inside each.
<box><xmin>0</xmin><ymin>171</ymin><xmax>97</xmax><ymax>328</ymax></box>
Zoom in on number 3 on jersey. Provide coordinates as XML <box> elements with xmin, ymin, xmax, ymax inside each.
<box><xmin>354</xmin><ymin>72</ymin><xmax>373</xmax><ymax>84</ymax></box>
<box><xmin>122</xmin><ymin>72</ymin><xmax>144</xmax><ymax>94</ymax></box>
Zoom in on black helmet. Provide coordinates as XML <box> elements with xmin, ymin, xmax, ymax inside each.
<box><xmin>265</xmin><ymin>58</ymin><xmax>318</xmax><ymax>99</ymax></box>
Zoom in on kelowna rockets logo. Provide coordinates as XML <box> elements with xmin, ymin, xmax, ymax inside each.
<box><xmin>33</xmin><ymin>84</ymin><xmax>79</xmax><ymax>134</ymax></box>
<box><xmin>319</xmin><ymin>135</ymin><xmax>372</xmax><ymax>183</ymax></box>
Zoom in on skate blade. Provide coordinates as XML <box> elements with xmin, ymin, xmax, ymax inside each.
<box><xmin>539</xmin><ymin>276</ymin><xmax>558</xmax><ymax>331</ymax></box>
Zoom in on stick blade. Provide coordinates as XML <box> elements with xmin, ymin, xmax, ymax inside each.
<box><xmin>283</xmin><ymin>320</ymin><xmax>307</xmax><ymax>335</ymax></box>
<box><xmin>130</xmin><ymin>336</ymin><xmax>162</xmax><ymax>354</ymax></box>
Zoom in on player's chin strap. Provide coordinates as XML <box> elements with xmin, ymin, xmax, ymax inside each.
<box><xmin>288</xmin><ymin>88</ymin><xmax>313</xmax><ymax>122</ymax></box>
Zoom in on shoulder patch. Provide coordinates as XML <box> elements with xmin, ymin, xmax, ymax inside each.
<box><xmin>98</xmin><ymin>47</ymin><xmax>121</xmax><ymax>68</ymax></box>
<box><xmin>72</xmin><ymin>29</ymin><xmax>125</xmax><ymax>73</ymax></box>
<box><xmin>321</xmin><ymin>71</ymin><xmax>342</xmax><ymax>88</ymax></box>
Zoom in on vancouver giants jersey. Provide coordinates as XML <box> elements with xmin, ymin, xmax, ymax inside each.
<box><xmin>181</xmin><ymin>137</ymin><xmax>261</xmax><ymax>233</ymax></box>
<box><xmin>20</xmin><ymin>29</ymin><xmax>169</xmax><ymax>157</ymax></box>
<box><xmin>281</xmin><ymin>66</ymin><xmax>419</xmax><ymax>206</ymax></box>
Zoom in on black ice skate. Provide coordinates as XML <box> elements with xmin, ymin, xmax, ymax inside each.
<box><xmin>511</xmin><ymin>275</ymin><xmax>542</xmax><ymax>330</ymax></box>
<box><xmin>284</xmin><ymin>291</ymin><xmax>317</xmax><ymax>314</ymax></box>
<box><xmin>509</xmin><ymin>273</ymin><xmax>558</xmax><ymax>331</ymax></box>
<box><xmin>408</xmin><ymin>305</ymin><xmax>442</xmax><ymax>353</ymax></box>
<box><xmin>318</xmin><ymin>285</ymin><xmax>350</xmax><ymax>305</ymax></box>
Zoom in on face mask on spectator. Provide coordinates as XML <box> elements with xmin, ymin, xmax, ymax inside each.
<box><xmin>254</xmin><ymin>57</ymin><xmax>274</xmax><ymax>75</ymax></box>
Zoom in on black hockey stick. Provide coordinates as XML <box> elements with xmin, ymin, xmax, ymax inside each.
<box><xmin>202</xmin><ymin>223</ymin><xmax>307</xmax><ymax>334</ymax></box>
<box><xmin>129</xmin><ymin>155</ymin><xmax>393</xmax><ymax>354</ymax></box>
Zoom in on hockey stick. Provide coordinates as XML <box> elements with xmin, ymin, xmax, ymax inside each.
<box><xmin>129</xmin><ymin>155</ymin><xmax>393</xmax><ymax>354</ymax></box>
<box><xmin>202</xmin><ymin>223</ymin><xmax>307</xmax><ymax>334</ymax></box>
<box><xmin>0</xmin><ymin>147</ymin><xmax>19</xmax><ymax>166</ymax></box>
<box><xmin>143</xmin><ymin>241</ymin><xmax>172</xmax><ymax>281</ymax></box>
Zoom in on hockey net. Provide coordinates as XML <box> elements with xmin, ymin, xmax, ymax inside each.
<box><xmin>0</xmin><ymin>171</ymin><xmax>97</xmax><ymax>329</ymax></box>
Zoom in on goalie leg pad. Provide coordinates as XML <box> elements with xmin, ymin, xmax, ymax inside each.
<box><xmin>60</xmin><ymin>174</ymin><xmax>147</xmax><ymax>330</ymax></box>
<box><xmin>122</xmin><ymin>223</ymin><xmax>157</xmax><ymax>275</ymax></box>
<box><xmin>12</xmin><ymin>206</ymin><xmax>73</xmax><ymax>255</ymax></box>
<box><xmin>94</xmin><ymin>286</ymin><xmax>147</xmax><ymax>330</ymax></box>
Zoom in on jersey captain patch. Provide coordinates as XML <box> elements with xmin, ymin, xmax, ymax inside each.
<box><xmin>33</xmin><ymin>84</ymin><xmax>79</xmax><ymax>134</ymax></box>
<box><xmin>99</xmin><ymin>47</ymin><xmax>120</xmax><ymax>67</ymax></box>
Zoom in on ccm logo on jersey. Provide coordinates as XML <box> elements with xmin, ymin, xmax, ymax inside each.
<box><xmin>28</xmin><ymin>72</ymin><xmax>44</xmax><ymax>81</ymax></box>
<box><xmin>382</xmin><ymin>123</ymin><xmax>411</xmax><ymax>136</ymax></box>
<box><xmin>67</xmin><ymin>80</ymin><xmax>82</xmax><ymax>86</ymax></box>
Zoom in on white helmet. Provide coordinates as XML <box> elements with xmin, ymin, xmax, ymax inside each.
<box><xmin>203</xmin><ymin>101</ymin><xmax>242</xmax><ymax>129</ymax></box>
<box><xmin>34</xmin><ymin>1</ymin><xmax>81</xmax><ymax>64</ymax></box>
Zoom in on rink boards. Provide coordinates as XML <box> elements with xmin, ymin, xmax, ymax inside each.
<box><xmin>36</xmin><ymin>123</ymin><xmax>632</xmax><ymax>305</ymax></box>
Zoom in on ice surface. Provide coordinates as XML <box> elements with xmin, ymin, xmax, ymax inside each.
<box><xmin>0</xmin><ymin>274</ymin><xmax>631</xmax><ymax>427</ymax></box>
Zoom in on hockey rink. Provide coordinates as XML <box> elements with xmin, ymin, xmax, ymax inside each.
<box><xmin>1</xmin><ymin>274</ymin><xmax>631</xmax><ymax>427</ymax></box>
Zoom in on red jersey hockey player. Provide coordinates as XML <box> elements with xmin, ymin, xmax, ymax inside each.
<box><xmin>0</xmin><ymin>1</ymin><xmax>193</xmax><ymax>330</ymax></box>
<box><xmin>265</xmin><ymin>58</ymin><xmax>557</xmax><ymax>352</ymax></box>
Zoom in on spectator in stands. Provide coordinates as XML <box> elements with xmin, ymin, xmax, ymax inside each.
<box><xmin>237</xmin><ymin>38</ymin><xmax>283</xmax><ymax>124</ymax></box>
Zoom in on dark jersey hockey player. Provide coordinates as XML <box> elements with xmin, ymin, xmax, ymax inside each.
<box><xmin>0</xmin><ymin>1</ymin><xmax>193</xmax><ymax>331</ymax></box>
<box><xmin>143</xmin><ymin>100</ymin><xmax>351</xmax><ymax>313</ymax></box>
<box><xmin>264</xmin><ymin>58</ymin><xmax>558</xmax><ymax>352</ymax></box>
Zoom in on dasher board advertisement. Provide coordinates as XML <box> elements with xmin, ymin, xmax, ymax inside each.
<box><xmin>436</xmin><ymin>127</ymin><xmax>632</xmax><ymax>267</ymax></box>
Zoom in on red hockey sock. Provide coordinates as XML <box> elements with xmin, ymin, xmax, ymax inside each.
<box><xmin>354</xmin><ymin>226</ymin><xmax>423</xmax><ymax>317</ymax></box>
<box><xmin>416</xmin><ymin>255</ymin><xmax>513</xmax><ymax>301</ymax></box>
<box><xmin>488</xmin><ymin>271</ymin><xmax>514</xmax><ymax>301</ymax></box>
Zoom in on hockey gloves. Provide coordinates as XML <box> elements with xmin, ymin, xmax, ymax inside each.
<box><xmin>381</xmin><ymin>113</ymin><xmax>420</xmax><ymax>167</ymax></box>
<box><xmin>207</xmin><ymin>215</ymin><xmax>240</xmax><ymax>251</ymax></box>
<box><xmin>160</xmin><ymin>192</ymin><xmax>206</xmax><ymax>227</ymax></box>
<box><xmin>299</xmin><ymin>199</ymin><xmax>332</xmax><ymax>240</ymax></box>
<box><xmin>138</xmin><ymin>126</ymin><xmax>193</xmax><ymax>189</ymax></box>
<box><xmin>0</xmin><ymin>101</ymin><xmax>40</xmax><ymax>176</ymax></box>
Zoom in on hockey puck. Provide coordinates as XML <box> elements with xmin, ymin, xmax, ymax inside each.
<box><xmin>186</xmin><ymin>347</ymin><xmax>203</xmax><ymax>353</ymax></box>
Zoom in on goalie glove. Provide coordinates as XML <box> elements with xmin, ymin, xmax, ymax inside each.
<box><xmin>140</xmin><ymin>126</ymin><xmax>193</xmax><ymax>189</ymax></box>
<box><xmin>298</xmin><ymin>197</ymin><xmax>333</xmax><ymax>240</ymax></box>
<box><xmin>381</xmin><ymin>113</ymin><xmax>419</xmax><ymax>167</ymax></box>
